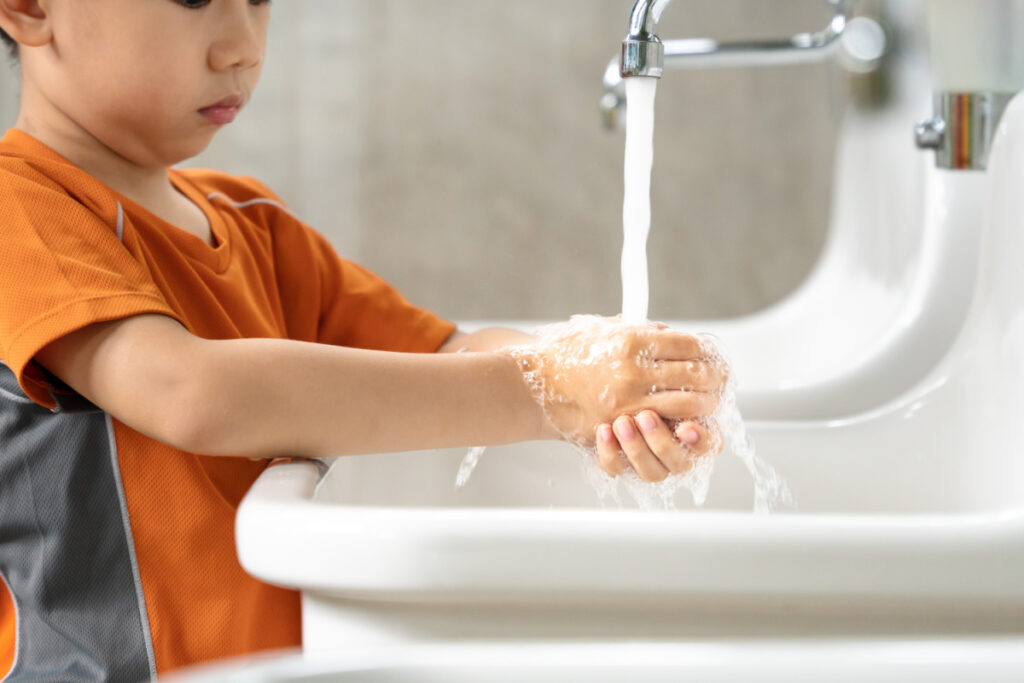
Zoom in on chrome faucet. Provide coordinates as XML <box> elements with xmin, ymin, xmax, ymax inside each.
<box><xmin>620</xmin><ymin>0</ymin><xmax>669</xmax><ymax>79</ymax></box>
<box><xmin>603</xmin><ymin>0</ymin><xmax>862</xmax><ymax>128</ymax></box>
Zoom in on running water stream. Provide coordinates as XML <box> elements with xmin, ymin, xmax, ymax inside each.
<box><xmin>457</xmin><ymin>76</ymin><xmax>793</xmax><ymax>512</ymax></box>
<box><xmin>616</xmin><ymin>76</ymin><xmax>793</xmax><ymax>512</ymax></box>
<box><xmin>621</xmin><ymin>78</ymin><xmax>658</xmax><ymax>325</ymax></box>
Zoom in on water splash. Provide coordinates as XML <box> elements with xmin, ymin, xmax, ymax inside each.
<box><xmin>715</xmin><ymin>386</ymin><xmax>797</xmax><ymax>514</ymax></box>
<box><xmin>454</xmin><ymin>72</ymin><xmax>795</xmax><ymax>513</ymax></box>
<box><xmin>456</xmin><ymin>446</ymin><xmax>487</xmax><ymax>488</ymax></box>
<box><xmin>575</xmin><ymin>332</ymin><xmax>796</xmax><ymax>513</ymax></box>
<box><xmin>454</xmin><ymin>326</ymin><xmax>795</xmax><ymax>513</ymax></box>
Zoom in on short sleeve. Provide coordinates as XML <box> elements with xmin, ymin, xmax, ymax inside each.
<box><xmin>0</xmin><ymin>167</ymin><xmax>178</xmax><ymax>408</ymax></box>
<box><xmin>262</xmin><ymin>199</ymin><xmax>455</xmax><ymax>353</ymax></box>
<box><xmin>314</xmin><ymin>242</ymin><xmax>457</xmax><ymax>353</ymax></box>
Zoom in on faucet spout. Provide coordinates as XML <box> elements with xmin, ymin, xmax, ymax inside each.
<box><xmin>607</xmin><ymin>0</ymin><xmax>856</xmax><ymax>127</ymax></box>
<box><xmin>621</xmin><ymin>0</ymin><xmax>668</xmax><ymax>78</ymax></box>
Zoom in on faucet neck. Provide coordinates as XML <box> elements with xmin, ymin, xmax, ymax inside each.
<box><xmin>627</xmin><ymin>0</ymin><xmax>662</xmax><ymax>41</ymax></box>
<box><xmin>622</xmin><ymin>0</ymin><xmax>667</xmax><ymax>78</ymax></box>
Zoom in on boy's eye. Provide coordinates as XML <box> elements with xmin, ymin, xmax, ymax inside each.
<box><xmin>173</xmin><ymin>0</ymin><xmax>271</xmax><ymax>8</ymax></box>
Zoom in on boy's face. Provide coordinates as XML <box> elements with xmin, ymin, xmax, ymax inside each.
<box><xmin>26</xmin><ymin>0</ymin><xmax>270</xmax><ymax>167</ymax></box>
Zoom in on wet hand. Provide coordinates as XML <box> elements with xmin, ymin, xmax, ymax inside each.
<box><xmin>596</xmin><ymin>412</ymin><xmax>723</xmax><ymax>482</ymax></box>
<box><xmin>505</xmin><ymin>315</ymin><xmax>728</xmax><ymax>450</ymax></box>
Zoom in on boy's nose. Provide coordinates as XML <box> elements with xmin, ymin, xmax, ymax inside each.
<box><xmin>208</xmin><ymin>1</ymin><xmax>266</xmax><ymax>72</ymax></box>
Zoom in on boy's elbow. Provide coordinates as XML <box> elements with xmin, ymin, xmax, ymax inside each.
<box><xmin>151</xmin><ymin>373</ymin><xmax>229</xmax><ymax>455</ymax></box>
<box><xmin>40</xmin><ymin>315</ymin><xmax>245</xmax><ymax>456</ymax></box>
<box><xmin>144</xmin><ymin>344</ymin><xmax>242</xmax><ymax>456</ymax></box>
<box><xmin>155</xmin><ymin>344</ymin><xmax>273</xmax><ymax>458</ymax></box>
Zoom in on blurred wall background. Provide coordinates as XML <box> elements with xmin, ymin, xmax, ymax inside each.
<box><xmin>0</xmin><ymin>0</ymin><xmax>848</xmax><ymax>322</ymax></box>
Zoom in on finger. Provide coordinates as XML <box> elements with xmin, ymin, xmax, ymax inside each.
<box><xmin>613</xmin><ymin>415</ymin><xmax>670</xmax><ymax>483</ymax></box>
<box><xmin>635</xmin><ymin>411</ymin><xmax>693</xmax><ymax>475</ymax></box>
<box><xmin>644</xmin><ymin>391</ymin><xmax>719</xmax><ymax>421</ymax></box>
<box><xmin>596</xmin><ymin>423</ymin><xmax>627</xmax><ymax>477</ymax></box>
<box><xmin>648</xmin><ymin>332</ymin><xmax>705</xmax><ymax>361</ymax></box>
<box><xmin>648</xmin><ymin>359</ymin><xmax>728</xmax><ymax>393</ymax></box>
<box><xmin>673</xmin><ymin>420</ymin><xmax>724</xmax><ymax>457</ymax></box>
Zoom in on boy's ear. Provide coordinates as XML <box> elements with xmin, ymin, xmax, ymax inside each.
<box><xmin>0</xmin><ymin>0</ymin><xmax>52</xmax><ymax>49</ymax></box>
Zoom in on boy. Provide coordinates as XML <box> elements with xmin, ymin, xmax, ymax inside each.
<box><xmin>0</xmin><ymin>1</ymin><xmax>724</xmax><ymax>680</ymax></box>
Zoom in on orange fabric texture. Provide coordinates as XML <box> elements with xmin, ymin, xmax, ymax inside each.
<box><xmin>0</xmin><ymin>578</ymin><xmax>13</xmax><ymax>679</ymax></box>
<box><xmin>0</xmin><ymin>129</ymin><xmax>456</xmax><ymax>673</ymax></box>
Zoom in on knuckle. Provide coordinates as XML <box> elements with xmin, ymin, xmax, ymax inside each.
<box><xmin>686</xmin><ymin>393</ymin><xmax>707</xmax><ymax>415</ymax></box>
<box><xmin>629</xmin><ymin>334</ymin><xmax>654</xmax><ymax>360</ymax></box>
<box><xmin>692</xmin><ymin>366</ymin><xmax>712</xmax><ymax>391</ymax></box>
<box><xmin>683</xmin><ymin>334</ymin><xmax>700</xmax><ymax>353</ymax></box>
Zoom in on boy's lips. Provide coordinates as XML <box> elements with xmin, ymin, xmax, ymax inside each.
<box><xmin>199</xmin><ymin>94</ymin><xmax>245</xmax><ymax>125</ymax></box>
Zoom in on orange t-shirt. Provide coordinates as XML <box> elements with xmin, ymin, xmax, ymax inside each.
<box><xmin>0</xmin><ymin>128</ymin><xmax>455</xmax><ymax>679</ymax></box>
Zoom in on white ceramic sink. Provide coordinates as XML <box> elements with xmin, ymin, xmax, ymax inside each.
<box><xmin>167</xmin><ymin>641</ymin><xmax>1024</xmax><ymax>682</ymax></box>
<box><xmin>235</xmin><ymin>94</ymin><xmax>1024</xmax><ymax>674</ymax></box>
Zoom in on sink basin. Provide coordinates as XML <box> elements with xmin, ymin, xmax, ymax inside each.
<box><xmin>235</xmin><ymin>94</ymin><xmax>1024</xmax><ymax>662</ymax></box>
<box><xmin>167</xmin><ymin>640</ymin><xmax>1024</xmax><ymax>682</ymax></box>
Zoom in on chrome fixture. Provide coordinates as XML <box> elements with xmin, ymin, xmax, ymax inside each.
<box><xmin>620</xmin><ymin>0</ymin><xmax>667</xmax><ymax>79</ymax></box>
<box><xmin>620</xmin><ymin>0</ymin><xmax>853</xmax><ymax>78</ymax></box>
<box><xmin>603</xmin><ymin>0</ymin><xmax>862</xmax><ymax>129</ymax></box>
<box><xmin>915</xmin><ymin>92</ymin><xmax>1014</xmax><ymax>170</ymax></box>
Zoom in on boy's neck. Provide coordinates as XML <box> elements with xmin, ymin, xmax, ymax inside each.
<box><xmin>16</xmin><ymin>113</ymin><xmax>174</xmax><ymax>204</ymax></box>
<box><xmin>14</xmin><ymin>109</ymin><xmax>214</xmax><ymax>246</ymax></box>
<box><xmin>12</xmin><ymin>78</ymin><xmax>184</xmax><ymax>212</ymax></box>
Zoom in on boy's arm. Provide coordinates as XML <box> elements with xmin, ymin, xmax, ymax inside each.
<box><xmin>438</xmin><ymin>327</ymin><xmax>535</xmax><ymax>353</ymax></box>
<box><xmin>37</xmin><ymin>314</ymin><xmax>553</xmax><ymax>458</ymax></box>
<box><xmin>37</xmin><ymin>315</ymin><xmax>722</xmax><ymax>479</ymax></box>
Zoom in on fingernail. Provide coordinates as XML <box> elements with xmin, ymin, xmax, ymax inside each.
<box><xmin>598</xmin><ymin>424</ymin><xmax>614</xmax><ymax>443</ymax></box>
<box><xmin>614</xmin><ymin>417</ymin><xmax>636</xmax><ymax>440</ymax></box>
<box><xmin>637</xmin><ymin>412</ymin><xmax>657</xmax><ymax>433</ymax></box>
<box><xmin>682</xmin><ymin>427</ymin><xmax>700</xmax><ymax>444</ymax></box>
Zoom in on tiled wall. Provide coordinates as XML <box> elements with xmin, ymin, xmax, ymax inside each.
<box><xmin>0</xmin><ymin>0</ymin><xmax>846</xmax><ymax>321</ymax></box>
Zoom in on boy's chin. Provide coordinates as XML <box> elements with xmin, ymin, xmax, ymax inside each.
<box><xmin>168</xmin><ymin>133</ymin><xmax>219</xmax><ymax>164</ymax></box>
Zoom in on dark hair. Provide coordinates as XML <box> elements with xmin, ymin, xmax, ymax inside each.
<box><xmin>0</xmin><ymin>28</ymin><xmax>18</xmax><ymax>62</ymax></box>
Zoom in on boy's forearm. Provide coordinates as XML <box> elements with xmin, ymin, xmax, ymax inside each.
<box><xmin>192</xmin><ymin>336</ymin><xmax>550</xmax><ymax>458</ymax></box>
<box><xmin>37</xmin><ymin>315</ymin><xmax>552</xmax><ymax>459</ymax></box>
<box><xmin>438</xmin><ymin>326</ymin><xmax>535</xmax><ymax>353</ymax></box>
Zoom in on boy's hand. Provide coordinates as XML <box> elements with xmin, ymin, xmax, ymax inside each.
<box><xmin>505</xmin><ymin>316</ymin><xmax>727</xmax><ymax>478</ymax></box>
<box><xmin>596</xmin><ymin>413</ymin><xmax>723</xmax><ymax>482</ymax></box>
